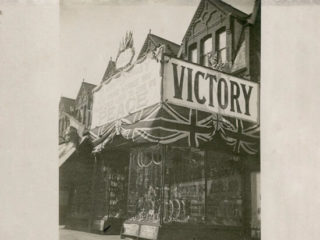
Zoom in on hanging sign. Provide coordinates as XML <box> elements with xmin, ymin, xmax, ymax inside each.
<box><xmin>91</xmin><ymin>56</ymin><xmax>162</xmax><ymax>128</ymax></box>
<box><xmin>162</xmin><ymin>56</ymin><xmax>259</xmax><ymax>123</ymax></box>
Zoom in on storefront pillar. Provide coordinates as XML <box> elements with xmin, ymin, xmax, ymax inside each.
<box><xmin>88</xmin><ymin>153</ymin><xmax>98</xmax><ymax>232</ymax></box>
<box><xmin>204</xmin><ymin>150</ymin><xmax>208</xmax><ymax>223</ymax></box>
<box><xmin>242</xmin><ymin>163</ymin><xmax>252</xmax><ymax>240</ymax></box>
<box><xmin>160</xmin><ymin>144</ymin><xmax>166</xmax><ymax>225</ymax></box>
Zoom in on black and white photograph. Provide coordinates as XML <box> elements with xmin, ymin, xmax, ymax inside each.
<box><xmin>59</xmin><ymin>1</ymin><xmax>260</xmax><ymax>239</ymax></box>
<box><xmin>1</xmin><ymin>1</ymin><xmax>320</xmax><ymax>240</ymax></box>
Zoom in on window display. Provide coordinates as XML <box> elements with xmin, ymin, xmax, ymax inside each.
<box><xmin>206</xmin><ymin>151</ymin><xmax>242</xmax><ymax>226</ymax></box>
<box><xmin>126</xmin><ymin>147</ymin><xmax>245</xmax><ymax>227</ymax></box>
<box><xmin>95</xmin><ymin>152</ymin><xmax>129</xmax><ymax>220</ymax></box>
<box><xmin>127</xmin><ymin>146</ymin><xmax>162</xmax><ymax>223</ymax></box>
<box><xmin>164</xmin><ymin>147</ymin><xmax>205</xmax><ymax>224</ymax></box>
<box><xmin>106</xmin><ymin>167</ymin><xmax>128</xmax><ymax>218</ymax></box>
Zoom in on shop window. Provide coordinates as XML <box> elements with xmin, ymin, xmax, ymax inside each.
<box><xmin>104</xmin><ymin>165</ymin><xmax>128</xmax><ymax>218</ymax></box>
<box><xmin>164</xmin><ymin>147</ymin><xmax>205</xmax><ymax>224</ymax></box>
<box><xmin>206</xmin><ymin>151</ymin><xmax>242</xmax><ymax>226</ymax></box>
<box><xmin>251</xmin><ymin>172</ymin><xmax>261</xmax><ymax>239</ymax></box>
<box><xmin>201</xmin><ymin>36</ymin><xmax>212</xmax><ymax>67</ymax></box>
<box><xmin>127</xmin><ymin>146</ymin><xmax>162</xmax><ymax>223</ymax></box>
<box><xmin>217</xmin><ymin>29</ymin><xmax>227</xmax><ymax>64</ymax></box>
<box><xmin>189</xmin><ymin>44</ymin><xmax>198</xmax><ymax>64</ymax></box>
<box><xmin>77</xmin><ymin>110</ymin><xmax>82</xmax><ymax>123</ymax></box>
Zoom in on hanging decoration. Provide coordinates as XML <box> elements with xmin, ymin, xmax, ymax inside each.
<box><xmin>90</xmin><ymin>46</ymin><xmax>259</xmax><ymax>156</ymax></box>
<box><xmin>115</xmin><ymin>31</ymin><xmax>135</xmax><ymax>70</ymax></box>
<box><xmin>90</xmin><ymin>102</ymin><xmax>259</xmax><ymax>156</ymax></box>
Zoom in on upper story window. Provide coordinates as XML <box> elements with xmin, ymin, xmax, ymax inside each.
<box><xmin>189</xmin><ymin>44</ymin><xmax>197</xmax><ymax>64</ymax></box>
<box><xmin>83</xmin><ymin>106</ymin><xmax>87</xmax><ymax>125</ymax></box>
<box><xmin>77</xmin><ymin>110</ymin><xmax>82</xmax><ymax>123</ymax></box>
<box><xmin>217</xmin><ymin>29</ymin><xmax>227</xmax><ymax>64</ymax></box>
<box><xmin>201</xmin><ymin>36</ymin><xmax>212</xmax><ymax>67</ymax></box>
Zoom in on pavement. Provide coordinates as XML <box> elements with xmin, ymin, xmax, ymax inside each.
<box><xmin>60</xmin><ymin>228</ymin><xmax>121</xmax><ymax>240</ymax></box>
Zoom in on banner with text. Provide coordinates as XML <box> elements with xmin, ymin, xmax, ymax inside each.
<box><xmin>163</xmin><ymin>56</ymin><xmax>259</xmax><ymax>123</ymax></box>
<box><xmin>91</xmin><ymin>56</ymin><xmax>162</xmax><ymax>128</ymax></box>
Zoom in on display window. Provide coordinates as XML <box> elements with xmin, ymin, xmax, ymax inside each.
<box><xmin>94</xmin><ymin>152</ymin><xmax>129</xmax><ymax>220</ymax></box>
<box><xmin>125</xmin><ymin>146</ymin><xmax>245</xmax><ymax>227</ymax></box>
<box><xmin>105</xmin><ymin>166</ymin><xmax>128</xmax><ymax>218</ymax></box>
<box><xmin>164</xmin><ymin>147</ymin><xmax>205</xmax><ymax>224</ymax></box>
<box><xmin>127</xmin><ymin>146</ymin><xmax>162</xmax><ymax>223</ymax></box>
<box><xmin>206</xmin><ymin>151</ymin><xmax>242</xmax><ymax>226</ymax></box>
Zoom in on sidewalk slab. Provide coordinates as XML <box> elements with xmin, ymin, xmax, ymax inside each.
<box><xmin>60</xmin><ymin>228</ymin><xmax>121</xmax><ymax>240</ymax></box>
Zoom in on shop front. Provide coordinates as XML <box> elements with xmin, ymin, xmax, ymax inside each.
<box><xmin>122</xmin><ymin>146</ymin><xmax>258</xmax><ymax>240</ymax></box>
<box><xmin>90</xmin><ymin>50</ymin><xmax>260</xmax><ymax>240</ymax></box>
<box><xmin>90</xmin><ymin>150</ymin><xmax>129</xmax><ymax>234</ymax></box>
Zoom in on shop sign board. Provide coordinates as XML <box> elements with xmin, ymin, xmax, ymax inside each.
<box><xmin>91</xmin><ymin>56</ymin><xmax>162</xmax><ymax>128</ymax></box>
<box><xmin>163</xmin><ymin>56</ymin><xmax>259</xmax><ymax>123</ymax></box>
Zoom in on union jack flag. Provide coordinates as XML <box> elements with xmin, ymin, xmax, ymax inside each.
<box><xmin>220</xmin><ymin>118</ymin><xmax>260</xmax><ymax>155</ymax></box>
<box><xmin>90</xmin><ymin>103</ymin><xmax>259</xmax><ymax>155</ymax></box>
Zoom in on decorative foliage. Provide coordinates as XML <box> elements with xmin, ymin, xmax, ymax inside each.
<box><xmin>208</xmin><ymin>51</ymin><xmax>225</xmax><ymax>71</ymax></box>
<box><xmin>115</xmin><ymin>31</ymin><xmax>135</xmax><ymax>69</ymax></box>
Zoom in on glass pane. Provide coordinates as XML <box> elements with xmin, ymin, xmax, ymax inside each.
<box><xmin>220</xmin><ymin>48</ymin><xmax>226</xmax><ymax>64</ymax></box>
<box><xmin>218</xmin><ymin>30</ymin><xmax>226</xmax><ymax>49</ymax></box>
<box><xmin>106</xmin><ymin>165</ymin><xmax>128</xmax><ymax>218</ymax></box>
<box><xmin>206</xmin><ymin>151</ymin><xmax>242</xmax><ymax>226</ymax></box>
<box><xmin>83</xmin><ymin>106</ymin><xmax>87</xmax><ymax>124</ymax></box>
<box><xmin>127</xmin><ymin>146</ymin><xmax>162</xmax><ymax>223</ymax></box>
<box><xmin>163</xmin><ymin>147</ymin><xmax>205</xmax><ymax>224</ymax></box>
<box><xmin>201</xmin><ymin>37</ymin><xmax>211</xmax><ymax>67</ymax></box>
<box><xmin>190</xmin><ymin>47</ymin><xmax>197</xmax><ymax>63</ymax></box>
<box><xmin>203</xmin><ymin>37</ymin><xmax>212</xmax><ymax>55</ymax></box>
<box><xmin>203</xmin><ymin>55</ymin><xmax>209</xmax><ymax>67</ymax></box>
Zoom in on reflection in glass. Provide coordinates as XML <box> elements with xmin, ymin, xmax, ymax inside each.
<box><xmin>127</xmin><ymin>146</ymin><xmax>162</xmax><ymax>223</ymax></box>
<box><xmin>164</xmin><ymin>147</ymin><xmax>205</xmax><ymax>224</ymax></box>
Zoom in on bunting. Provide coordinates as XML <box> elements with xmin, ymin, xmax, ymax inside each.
<box><xmin>90</xmin><ymin>102</ymin><xmax>259</xmax><ymax>155</ymax></box>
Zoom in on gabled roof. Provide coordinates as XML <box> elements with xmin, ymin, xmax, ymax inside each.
<box><xmin>182</xmin><ymin>0</ymin><xmax>249</xmax><ymax>43</ymax></box>
<box><xmin>214</xmin><ymin>0</ymin><xmax>249</xmax><ymax>18</ymax></box>
<box><xmin>137</xmin><ymin>33</ymin><xmax>180</xmax><ymax>59</ymax></box>
<box><xmin>60</xmin><ymin>96</ymin><xmax>75</xmax><ymax>105</ymax></box>
<box><xmin>247</xmin><ymin>0</ymin><xmax>260</xmax><ymax>25</ymax></box>
<box><xmin>101</xmin><ymin>58</ymin><xmax>116</xmax><ymax>82</ymax></box>
<box><xmin>59</xmin><ymin>96</ymin><xmax>75</xmax><ymax>114</ymax></box>
<box><xmin>82</xmin><ymin>81</ymin><xmax>96</xmax><ymax>90</ymax></box>
<box><xmin>75</xmin><ymin>81</ymin><xmax>96</xmax><ymax>102</ymax></box>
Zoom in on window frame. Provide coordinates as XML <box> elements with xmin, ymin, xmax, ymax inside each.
<box><xmin>188</xmin><ymin>43</ymin><xmax>198</xmax><ymax>64</ymax></box>
<box><xmin>216</xmin><ymin>28</ymin><xmax>227</xmax><ymax>64</ymax></box>
<box><xmin>200</xmin><ymin>35</ymin><xmax>213</xmax><ymax>67</ymax></box>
